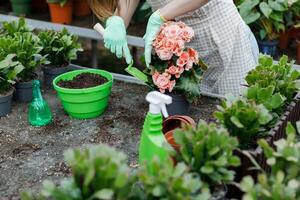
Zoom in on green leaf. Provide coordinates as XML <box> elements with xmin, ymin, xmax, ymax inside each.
<box><xmin>259</xmin><ymin>2</ymin><xmax>272</xmax><ymax>18</ymax></box>
<box><xmin>93</xmin><ymin>189</ymin><xmax>114</xmax><ymax>200</ymax></box>
<box><xmin>230</xmin><ymin>116</ymin><xmax>244</xmax><ymax>128</ymax></box>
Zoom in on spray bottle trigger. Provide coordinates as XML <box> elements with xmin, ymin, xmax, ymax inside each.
<box><xmin>160</xmin><ymin>103</ymin><xmax>169</xmax><ymax>118</ymax></box>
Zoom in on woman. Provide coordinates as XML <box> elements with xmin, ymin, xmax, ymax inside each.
<box><xmin>89</xmin><ymin>0</ymin><xmax>259</xmax><ymax>96</ymax></box>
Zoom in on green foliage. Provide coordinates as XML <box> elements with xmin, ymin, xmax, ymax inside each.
<box><xmin>0</xmin><ymin>33</ymin><xmax>47</xmax><ymax>81</ymax></box>
<box><xmin>137</xmin><ymin>157</ymin><xmax>210</xmax><ymax>200</ymax></box>
<box><xmin>238</xmin><ymin>0</ymin><xmax>288</xmax><ymax>40</ymax></box>
<box><xmin>38</xmin><ymin>28</ymin><xmax>83</xmax><ymax>67</ymax></box>
<box><xmin>214</xmin><ymin>96</ymin><xmax>273</xmax><ymax>149</ymax></box>
<box><xmin>246</xmin><ymin>85</ymin><xmax>286</xmax><ymax>115</ymax></box>
<box><xmin>46</xmin><ymin>0</ymin><xmax>69</xmax><ymax>6</ymax></box>
<box><xmin>240</xmin><ymin>122</ymin><xmax>300</xmax><ymax>200</ymax></box>
<box><xmin>246</xmin><ymin>55</ymin><xmax>300</xmax><ymax>102</ymax></box>
<box><xmin>173</xmin><ymin>121</ymin><xmax>240</xmax><ymax>187</ymax></box>
<box><xmin>0</xmin><ymin>18</ymin><xmax>33</xmax><ymax>36</ymax></box>
<box><xmin>22</xmin><ymin>144</ymin><xmax>137</xmax><ymax>200</ymax></box>
<box><xmin>0</xmin><ymin>54</ymin><xmax>24</xmax><ymax>94</ymax></box>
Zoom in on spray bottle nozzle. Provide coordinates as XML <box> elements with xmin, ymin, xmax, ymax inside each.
<box><xmin>146</xmin><ymin>91</ymin><xmax>172</xmax><ymax>118</ymax></box>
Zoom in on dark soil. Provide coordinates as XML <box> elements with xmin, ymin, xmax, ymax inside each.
<box><xmin>57</xmin><ymin>73</ymin><xmax>108</xmax><ymax>89</ymax></box>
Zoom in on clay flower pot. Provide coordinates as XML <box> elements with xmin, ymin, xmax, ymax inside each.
<box><xmin>73</xmin><ymin>0</ymin><xmax>91</xmax><ymax>17</ymax></box>
<box><xmin>163</xmin><ymin>115</ymin><xmax>196</xmax><ymax>151</ymax></box>
<box><xmin>279</xmin><ymin>31</ymin><xmax>290</xmax><ymax>50</ymax></box>
<box><xmin>48</xmin><ymin>1</ymin><xmax>73</xmax><ymax>24</ymax></box>
<box><xmin>289</xmin><ymin>27</ymin><xmax>300</xmax><ymax>40</ymax></box>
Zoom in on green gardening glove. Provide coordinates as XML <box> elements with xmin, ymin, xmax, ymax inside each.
<box><xmin>144</xmin><ymin>11</ymin><xmax>165</xmax><ymax>68</ymax></box>
<box><xmin>104</xmin><ymin>16</ymin><xmax>132</xmax><ymax>64</ymax></box>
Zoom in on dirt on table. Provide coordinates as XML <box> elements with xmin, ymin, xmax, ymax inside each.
<box><xmin>57</xmin><ymin>72</ymin><xmax>108</xmax><ymax>89</ymax></box>
<box><xmin>0</xmin><ymin>79</ymin><xmax>219</xmax><ymax>199</ymax></box>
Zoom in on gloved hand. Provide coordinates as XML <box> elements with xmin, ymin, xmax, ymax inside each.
<box><xmin>144</xmin><ymin>10</ymin><xmax>165</xmax><ymax>68</ymax></box>
<box><xmin>104</xmin><ymin>16</ymin><xmax>132</xmax><ymax>64</ymax></box>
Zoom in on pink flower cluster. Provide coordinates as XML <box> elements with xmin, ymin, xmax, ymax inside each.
<box><xmin>153</xmin><ymin>21</ymin><xmax>194</xmax><ymax>60</ymax></box>
<box><xmin>152</xmin><ymin>21</ymin><xmax>199</xmax><ymax>93</ymax></box>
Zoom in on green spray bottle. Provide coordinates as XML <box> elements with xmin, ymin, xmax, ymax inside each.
<box><xmin>28</xmin><ymin>80</ymin><xmax>52</xmax><ymax>126</ymax></box>
<box><xmin>139</xmin><ymin>91</ymin><xmax>172</xmax><ymax>165</ymax></box>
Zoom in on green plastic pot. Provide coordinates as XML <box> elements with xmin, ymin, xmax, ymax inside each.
<box><xmin>10</xmin><ymin>0</ymin><xmax>32</xmax><ymax>15</ymax></box>
<box><xmin>53</xmin><ymin>69</ymin><xmax>113</xmax><ymax>119</ymax></box>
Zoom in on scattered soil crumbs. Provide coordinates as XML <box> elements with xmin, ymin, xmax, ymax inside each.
<box><xmin>57</xmin><ymin>72</ymin><xmax>108</xmax><ymax>89</ymax></box>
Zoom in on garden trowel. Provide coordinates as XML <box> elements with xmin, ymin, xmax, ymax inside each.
<box><xmin>93</xmin><ymin>23</ymin><xmax>148</xmax><ymax>83</ymax></box>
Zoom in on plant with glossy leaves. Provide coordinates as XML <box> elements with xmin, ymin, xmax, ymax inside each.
<box><xmin>173</xmin><ymin>120</ymin><xmax>241</xmax><ymax>188</ymax></box>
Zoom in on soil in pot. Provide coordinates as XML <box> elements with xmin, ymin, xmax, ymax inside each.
<box><xmin>53</xmin><ymin>69</ymin><xmax>113</xmax><ymax>119</ymax></box>
<box><xmin>48</xmin><ymin>2</ymin><xmax>73</xmax><ymax>24</ymax></box>
<box><xmin>57</xmin><ymin>72</ymin><xmax>108</xmax><ymax>89</ymax></box>
<box><xmin>0</xmin><ymin>89</ymin><xmax>14</xmax><ymax>117</ymax></box>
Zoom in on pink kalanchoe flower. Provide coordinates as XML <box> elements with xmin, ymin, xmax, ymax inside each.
<box><xmin>152</xmin><ymin>72</ymin><xmax>171</xmax><ymax>94</ymax></box>
<box><xmin>182</xmin><ymin>26</ymin><xmax>194</xmax><ymax>42</ymax></box>
<box><xmin>167</xmin><ymin>65</ymin><xmax>184</xmax><ymax>78</ymax></box>
<box><xmin>156</xmin><ymin>48</ymin><xmax>173</xmax><ymax>61</ymax></box>
<box><xmin>168</xmin><ymin>80</ymin><xmax>176</xmax><ymax>92</ymax></box>
<box><xmin>163</xmin><ymin>24</ymin><xmax>182</xmax><ymax>39</ymax></box>
<box><xmin>188</xmin><ymin>48</ymin><xmax>199</xmax><ymax>63</ymax></box>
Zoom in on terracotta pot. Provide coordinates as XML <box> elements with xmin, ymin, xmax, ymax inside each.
<box><xmin>73</xmin><ymin>0</ymin><xmax>90</xmax><ymax>17</ymax></box>
<box><xmin>32</xmin><ymin>0</ymin><xmax>47</xmax><ymax>11</ymax></box>
<box><xmin>48</xmin><ymin>1</ymin><xmax>73</xmax><ymax>24</ymax></box>
<box><xmin>297</xmin><ymin>39</ymin><xmax>300</xmax><ymax>64</ymax></box>
<box><xmin>289</xmin><ymin>27</ymin><xmax>300</xmax><ymax>40</ymax></box>
<box><xmin>163</xmin><ymin>115</ymin><xmax>196</xmax><ymax>151</ymax></box>
<box><xmin>278</xmin><ymin>31</ymin><xmax>290</xmax><ymax>50</ymax></box>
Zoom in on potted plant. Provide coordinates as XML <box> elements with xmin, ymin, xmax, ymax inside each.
<box><xmin>73</xmin><ymin>0</ymin><xmax>90</xmax><ymax>17</ymax></box>
<box><xmin>22</xmin><ymin>144</ymin><xmax>212</xmax><ymax>200</ymax></box>
<box><xmin>53</xmin><ymin>69</ymin><xmax>113</xmax><ymax>119</ymax></box>
<box><xmin>47</xmin><ymin>0</ymin><xmax>73</xmax><ymax>24</ymax></box>
<box><xmin>0</xmin><ymin>54</ymin><xmax>24</xmax><ymax>117</ymax></box>
<box><xmin>0</xmin><ymin>18</ymin><xmax>33</xmax><ymax>36</ymax></box>
<box><xmin>279</xmin><ymin>0</ymin><xmax>300</xmax><ymax>49</ymax></box>
<box><xmin>214</xmin><ymin>96</ymin><xmax>273</xmax><ymax>150</ymax></box>
<box><xmin>240</xmin><ymin>122</ymin><xmax>300</xmax><ymax>199</ymax></box>
<box><xmin>0</xmin><ymin>32</ymin><xmax>47</xmax><ymax>102</ymax></box>
<box><xmin>143</xmin><ymin>21</ymin><xmax>207</xmax><ymax>116</ymax></box>
<box><xmin>22</xmin><ymin>144</ymin><xmax>138</xmax><ymax>200</ymax></box>
<box><xmin>238</xmin><ymin>0</ymin><xmax>288</xmax><ymax>56</ymax></box>
<box><xmin>136</xmin><ymin>157</ymin><xmax>211</xmax><ymax>200</ymax></box>
<box><xmin>10</xmin><ymin>0</ymin><xmax>32</xmax><ymax>15</ymax></box>
<box><xmin>38</xmin><ymin>28</ymin><xmax>83</xmax><ymax>87</ymax></box>
<box><xmin>173</xmin><ymin>120</ymin><xmax>241</xmax><ymax>199</ymax></box>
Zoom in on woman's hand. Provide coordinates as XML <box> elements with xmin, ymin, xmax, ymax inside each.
<box><xmin>144</xmin><ymin>11</ymin><xmax>165</xmax><ymax>68</ymax></box>
<box><xmin>104</xmin><ymin>16</ymin><xmax>132</xmax><ymax>64</ymax></box>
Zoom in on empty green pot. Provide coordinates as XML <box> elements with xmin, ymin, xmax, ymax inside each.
<box><xmin>53</xmin><ymin>69</ymin><xmax>113</xmax><ymax>119</ymax></box>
